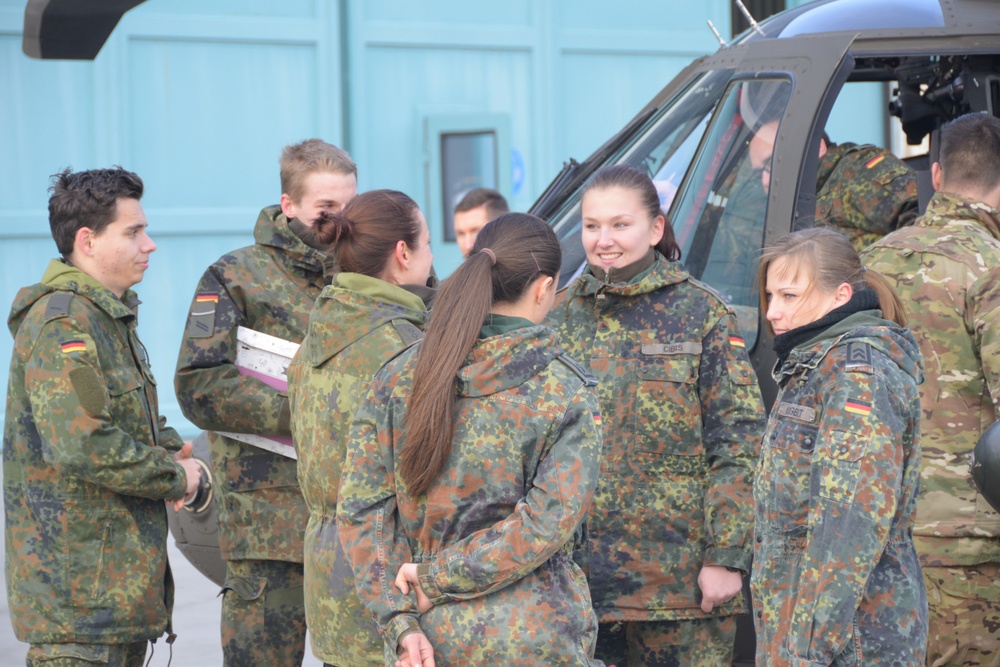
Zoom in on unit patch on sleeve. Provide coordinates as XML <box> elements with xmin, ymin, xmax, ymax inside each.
<box><xmin>186</xmin><ymin>292</ymin><xmax>219</xmax><ymax>339</ymax></box>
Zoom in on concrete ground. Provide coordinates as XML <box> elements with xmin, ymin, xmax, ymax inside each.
<box><xmin>0</xmin><ymin>511</ymin><xmax>323</xmax><ymax>666</ymax></box>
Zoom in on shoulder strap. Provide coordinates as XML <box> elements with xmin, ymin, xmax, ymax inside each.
<box><xmin>392</xmin><ymin>320</ymin><xmax>423</xmax><ymax>347</ymax></box>
<box><xmin>557</xmin><ymin>353</ymin><xmax>598</xmax><ymax>387</ymax></box>
<box><xmin>44</xmin><ymin>291</ymin><xmax>74</xmax><ymax>319</ymax></box>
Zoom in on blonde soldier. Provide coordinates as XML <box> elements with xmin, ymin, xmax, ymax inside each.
<box><xmin>287</xmin><ymin>190</ymin><xmax>433</xmax><ymax>666</ymax></box>
<box><xmin>754</xmin><ymin>228</ymin><xmax>927</xmax><ymax>665</ymax></box>
<box><xmin>338</xmin><ymin>214</ymin><xmax>605</xmax><ymax>667</ymax></box>
<box><xmin>175</xmin><ymin>140</ymin><xmax>356</xmax><ymax>666</ymax></box>
<box><xmin>863</xmin><ymin>113</ymin><xmax>1000</xmax><ymax>667</ymax></box>
<box><xmin>549</xmin><ymin>165</ymin><xmax>764</xmax><ymax>667</ymax></box>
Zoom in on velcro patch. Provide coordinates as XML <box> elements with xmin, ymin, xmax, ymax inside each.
<box><xmin>641</xmin><ymin>342</ymin><xmax>702</xmax><ymax>356</ymax></box>
<box><xmin>776</xmin><ymin>401</ymin><xmax>818</xmax><ymax>423</ymax></box>
<box><xmin>69</xmin><ymin>366</ymin><xmax>107</xmax><ymax>416</ymax></box>
<box><xmin>865</xmin><ymin>154</ymin><xmax>886</xmax><ymax>169</ymax></box>
<box><xmin>186</xmin><ymin>292</ymin><xmax>219</xmax><ymax>339</ymax></box>
<box><xmin>845</xmin><ymin>342</ymin><xmax>873</xmax><ymax>371</ymax></box>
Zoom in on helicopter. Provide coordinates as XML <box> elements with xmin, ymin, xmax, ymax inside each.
<box><xmin>160</xmin><ymin>0</ymin><xmax>1000</xmax><ymax>662</ymax></box>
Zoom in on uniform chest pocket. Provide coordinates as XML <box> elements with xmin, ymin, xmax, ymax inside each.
<box><xmin>633</xmin><ymin>356</ymin><xmax>703</xmax><ymax>457</ymax></box>
<box><xmin>815</xmin><ymin>430</ymin><xmax>867</xmax><ymax>504</ymax></box>
<box><xmin>104</xmin><ymin>366</ymin><xmax>145</xmax><ymax>421</ymax></box>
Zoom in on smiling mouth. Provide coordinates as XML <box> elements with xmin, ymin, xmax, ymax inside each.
<box><xmin>597</xmin><ymin>252</ymin><xmax>623</xmax><ymax>262</ymax></box>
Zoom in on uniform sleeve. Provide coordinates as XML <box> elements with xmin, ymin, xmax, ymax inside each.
<box><xmin>157</xmin><ymin>416</ymin><xmax>186</xmax><ymax>454</ymax></box>
<box><xmin>785</xmin><ymin>366</ymin><xmax>905</xmax><ymax>664</ymax></box>
<box><xmin>336</xmin><ymin>373</ymin><xmax>421</xmax><ymax>651</ymax></box>
<box><xmin>699</xmin><ymin>311</ymin><xmax>766</xmax><ymax>572</ymax></box>
<box><xmin>174</xmin><ymin>264</ymin><xmax>290</xmax><ymax>435</ymax></box>
<box><xmin>27</xmin><ymin>319</ymin><xmax>187</xmax><ymax>500</ymax></box>
<box><xmin>967</xmin><ymin>265</ymin><xmax>1000</xmax><ymax>421</ymax></box>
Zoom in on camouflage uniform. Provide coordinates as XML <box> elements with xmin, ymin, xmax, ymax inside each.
<box><xmin>175</xmin><ymin>206</ymin><xmax>327</xmax><ymax>666</ymax></box>
<box><xmin>549</xmin><ymin>251</ymin><xmax>765</xmax><ymax>666</ymax></box>
<box><xmin>863</xmin><ymin>192</ymin><xmax>1000</xmax><ymax>667</ymax></box>
<box><xmin>337</xmin><ymin>318</ymin><xmax>606</xmax><ymax>666</ymax></box>
<box><xmin>815</xmin><ymin>142</ymin><xmax>918</xmax><ymax>252</ymax></box>
<box><xmin>287</xmin><ymin>273</ymin><xmax>428</xmax><ymax>666</ymax></box>
<box><xmin>752</xmin><ymin>308</ymin><xmax>928</xmax><ymax>666</ymax></box>
<box><xmin>4</xmin><ymin>260</ymin><xmax>188</xmax><ymax>663</ymax></box>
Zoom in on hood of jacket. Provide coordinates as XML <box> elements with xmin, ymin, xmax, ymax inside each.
<box><xmin>919</xmin><ymin>191</ymin><xmax>1000</xmax><ymax>242</ymax></box>
<box><xmin>572</xmin><ymin>251</ymin><xmax>689</xmax><ymax>300</ymax></box>
<box><xmin>297</xmin><ymin>272</ymin><xmax>428</xmax><ymax>364</ymax></box>
<box><xmin>8</xmin><ymin>259</ymin><xmax>136</xmax><ymax>337</ymax></box>
<box><xmin>774</xmin><ymin>309</ymin><xmax>923</xmax><ymax>386</ymax></box>
<box><xmin>254</xmin><ymin>205</ymin><xmax>329</xmax><ymax>277</ymax></box>
<box><xmin>456</xmin><ymin>324</ymin><xmax>562</xmax><ymax>398</ymax></box>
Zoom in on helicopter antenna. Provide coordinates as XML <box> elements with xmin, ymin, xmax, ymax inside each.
<box><xmin>735</xmin><ymin>0</ymin><xmax>765</xmax><ymax>35</ymax></box>
<box><xmin>706</xmin><ymin>20</ymin><xmax>727</xmax><ymax>47</ymax></box>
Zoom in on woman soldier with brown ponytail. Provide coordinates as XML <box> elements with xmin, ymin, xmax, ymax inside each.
<box><xmin>287</xmin><ymin>189</ymin><xmax>434</xmax><ymax>667</ymax></box>
<box><xmin>337</xmin><ymin>213</ymin><xmax>606</xmax><ymax>667</ymax></box>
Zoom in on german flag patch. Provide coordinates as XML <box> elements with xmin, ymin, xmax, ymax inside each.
<box><xmin>729</xmin><ymin>335</ymin><xmax>746</xmax><ymax>348</ymax></box>
<box><xmin>845</xmin><ymin>399</ymin><xmax>872</xmax><ymax>417</ymax></box>
<box><xmin>60</xmin><ymin>340</ymin><xmax>87</xmax><ymax>354</ymax></box>
<box><xmin>593</xmin><ymin>410</ymin><xmax>603</xmax><ymax>427</ymax></box>
<box><xmin>195</xmin><ymin>293</ymin><xmax>219</xmax><ymax>303</ymax></box>
<box><xmin>865</xmin><ymin>155</ymin><xmax>885</xmax><ymax>169</ymax></box>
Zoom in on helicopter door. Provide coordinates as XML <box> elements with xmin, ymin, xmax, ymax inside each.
<box><xmin>667</xmin><ymin>33</ymin><xmax>854</xmax><ymax>356</ymax></box>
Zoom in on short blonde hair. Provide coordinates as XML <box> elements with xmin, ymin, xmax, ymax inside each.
<box><xmin>279</xmin><ymin>139</ymin><xmax>356</xmax><ymax>203</ymax></box>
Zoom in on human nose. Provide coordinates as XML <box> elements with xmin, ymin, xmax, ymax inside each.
<box><xmin>142</xmin><ymin>232</ymin><xmax>157</xmax><ymax>254</ymax></box>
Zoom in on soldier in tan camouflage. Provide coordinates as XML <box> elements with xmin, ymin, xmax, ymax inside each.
<box><xmin>549</xmin><ymin>165</ymin><xmax>765</xmax><ymax>666</ymax></box>
<box><xmin>175</xmin><ymin>139</ymin><xmax>356</xmax><ymax>667</ymax></box>
<box><xmin>4</xmin><ymin>168</ymin><xmax>202</xmax><ymax>666</ymax></box>
<box><xmin>862</xmin><ymin>112</ymin><xmax>1000</xmax><ymax>667</ymax></box>
<box><xmin>287</xmin><ymin>190</ymin><xmax>433</xmax><ymax>667</ymax></box>
<box><xmin>338</xmin><ymin>214</ymin><xmax>606</xmax><ymax>667</ymax></box>
<box><xmin>749</xmin><ymin>121</ymin><xmax>918</xmax><ymax>252</ymax></box>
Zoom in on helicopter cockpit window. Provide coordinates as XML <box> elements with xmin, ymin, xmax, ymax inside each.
<box><xmin>668</xmin><ymin>78</ymin><xmax>792</xmax><ymax>349</ymax></box>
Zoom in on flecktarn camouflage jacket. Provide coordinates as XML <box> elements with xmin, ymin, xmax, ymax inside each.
<box><xmin>337</xmin><ymin>321</ymin><xmax>606</xmax><ymax>666</ymax></box>
<box><xmin>4</xmin><ymin>260</ymin><xmax>187</xmax><ymax>644</ymax></box>
<box><xmin>175</xmin><ymin>206</ymin><xmax>326</xmax><ymax>562</ymax></box>
<box><xmin>751</xmin><ymin>311</ymin><xmax>927</xmax><ymax>666</ymax></box>
<box><xmin>287</xmin><ymin>273</ymin><xmax>427</xmax><ymax>666</ymax></box>
<box><xmin>550</xmin><ymin>252</ymin><xmax>765</xmax><ymax>621</ymax></box>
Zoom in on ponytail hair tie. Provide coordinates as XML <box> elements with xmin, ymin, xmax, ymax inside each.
<box><xmin>480</xmin><ymin>248</ymin><xmax>497</xmax><ymax>266</ymax></box>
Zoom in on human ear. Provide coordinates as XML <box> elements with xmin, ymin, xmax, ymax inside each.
<box><xmin>279</xmin><ymin>193</ymin><xmax>296</xmax><ymax>219</ymax></box>
<box><xmin>834</xmin><ymin>281</ymin><xmax>853</xmax><ymax>308</ymax></box>
<box><xmin>75</xmin><ymin>227</ymin><xmax>96</xmax><ymax>257</ymax></box>
<box><xmin>535</xmin><ymin>275</ymin><xmax>554</xmax><ymax>304</ymax></box>
<box><xmin>649</xmin><ymin>215</ymin><xmax>666</xmax><ymax>247</ymax></box>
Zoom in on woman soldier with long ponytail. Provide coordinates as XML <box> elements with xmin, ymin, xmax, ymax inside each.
<box><xmin>337</xmin><ymin>213</ymin><xmax>606</xmax><ymax>667</ymax></box>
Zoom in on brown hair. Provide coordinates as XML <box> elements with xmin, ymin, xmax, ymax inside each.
<box><xmin>756</xmin><ymin>227</ymin><xmax>906</xmax><ymax>335</ymax></box>
<box><xmin>310</xmin><ymin>189</ymin><xmax>422</xmax><ymax>278</ymax></box>
<box><xmin>581</xmin><ymin>164</ymin><xmax>681</xmax><ymax>261</ymax></box>
<box><xmin>454</xmin><ymin>187</ymin><xmax>509</xmax><ymax>219</ymax></box>
<box><xmin>279</xmin><ymin>138</ymin><xmax>357</xmax><ymax>203</ymax></box>
<box><xmin>400</xmin><ymin>213</ymin><xmax>560</xmax><ymax>497</ymax></box>
<box><xmin>48</xmin><ymin>167</ymin><xmax>144</xmax><ymax>258</ymax></box>
<box><xmin>938</xmin><ymin>112</ymin><xmax>1000</xmax><ymax>194</ymax></box>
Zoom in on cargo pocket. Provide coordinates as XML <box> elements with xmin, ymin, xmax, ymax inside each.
<box><xmin>220</xmin><ymin>566</ymin><xmax>268</xmax><ymax>652</ymax></box>
<box><xmin>28</xmin><ymin>642</ymin><xmax>111</xmax><ymax>664</ymax></box>
<box><xmin>815</xmin><ymin>430</ymin><xmax>866</xmax><ymax>503</ymax></box>
<box><xmin>64</xmin><ymin>505</ymin><xmax>148</xmax><ymax>610</ymax></box>
<box><xmin>633</xmin><ymin>357</ymin><xmax>701</xmax><ymax>457</ymax></box>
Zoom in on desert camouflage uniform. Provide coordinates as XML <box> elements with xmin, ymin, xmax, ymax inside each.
<box><xmin>752</xmin><ymin>308</ymin><xmax>927</xmax><ymax>666</ymax></box>
<box><xmin>4</xmin><ymin>260</ymin><xmax>188</xmax><ymax>663</ymax></box>
<box><xmin>549</xmin><ymin>251</ymin><xmax>765</xmax><ymax>666</ymax></box>
<box><xmin>175</xmin><ymin>206</ymin><xmax>327</xmax><ymax>666</ymax></box>
<box><xmin>816</xmin><ymin>142</ymin><xmax>918</xmax><ymax>252</ymax></box>
<box><xmin>863</xmin><ymin>192</ymin><xmax>1000</xmax><ymax>667</ymax></box>
<box><xmin>287</xmin><ymin>273</ymin><xmax>428</xmax><ymax>666</ymax></box>
<box><xmin>337</xmin><ymin>318</ymin><xmax>606</xmax><ymax>666</ymax></box>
